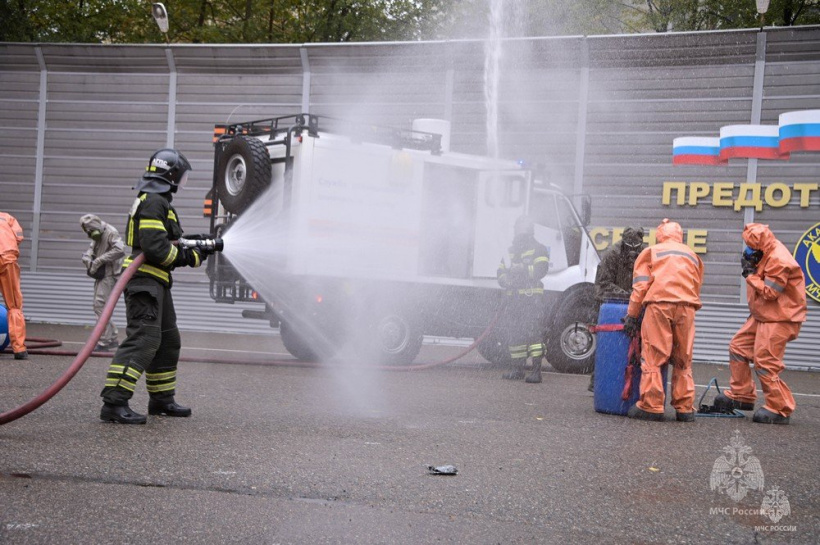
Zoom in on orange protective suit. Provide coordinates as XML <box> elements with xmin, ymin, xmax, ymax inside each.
<box><xmin>725</xmin><ymin>223</ymin><xmax>807</xmax><ymax>417</ymax></box>
<box><xmin>627</xmin><ymin>219</ymin><xmax>704</xmax><ymax>414</ymax></box>
<box><xmin>0</xmin><ymin>212</ymin><xmax>26</xmax><ymax>354</ymax></box>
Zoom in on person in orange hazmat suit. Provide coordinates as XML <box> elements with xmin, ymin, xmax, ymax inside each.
<box><xmin>0</xmin><ymin>211</ymin><xmax>27</xmax><ymax>359</ymax></box>
<box><xmin>623</xmin><ymin>219</ymin><xmax>704</xmax><ymax>422</ymax></box>
<box><xmin>713</xmin><ymin>223</ymin><xmax>807</xmax><ymax>425</ymax></box>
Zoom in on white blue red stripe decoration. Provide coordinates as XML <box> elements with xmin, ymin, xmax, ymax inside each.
<box><xmin>672</xmin><ymin>137</ymin><xmax>723</xmax><ymax>165</ymax></box>
<box><xmin>719</xmin><ymin>125</ymin><xmax>788</xmax><ymax>161</ymax></box>
<box><xmin>779</xmin><ymin>110</ymin><xmax>820</xmax><ymax>153</ymax></box>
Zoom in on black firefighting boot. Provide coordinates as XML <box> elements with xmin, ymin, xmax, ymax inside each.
<box><xmin>752</xmin><ymin>407</ymin><xmax>790</xmax><ymax>425</ymax></box>
<box><xmin>627</xmin><ymin>404</ymin><xmax>665</xmax><ymax>422</ymax></box>
<box><xmin>524</xmin><ymin>358</ymin><xmax>543</xmax><ymax>383</ymax></box>
<box><xmin>148</xmin><ymin>398</ymin><xmax>192</xmax><ymax>417</ymax></box>
<box><xmin>100</xmin><ymin>403</ymin><xmax>147</xmax><ymax>425</ymax></box>
<box><xmin>502</xmin><ymin>359</ymin><xmax>526</xmax><ymax>380</ymax></box>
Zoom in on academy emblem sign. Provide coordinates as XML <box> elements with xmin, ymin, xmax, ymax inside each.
<box><xmin>793</xmin><ymin>222</ymin><xmax>820</xmax><ymax>304</ymax></box>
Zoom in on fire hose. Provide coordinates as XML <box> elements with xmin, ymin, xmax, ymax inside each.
<box><xmin>0</xmin><ymin>238</ymin><xmax>504</xmax><ymax>425</ymax></box>
<box><xmin>0</xmin><ymin>253</ymin><xmax>146</xmax><ymax>426</ymax></box>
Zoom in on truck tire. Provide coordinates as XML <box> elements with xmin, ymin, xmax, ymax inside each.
<box><xmin>216</xmin><ymin>136</ymin><xmax>271</xmax><ymax>214</ymax></box>
<box><xmin>360</xmin><ymin>309</ymin><xmax>423</xmax><ymax>366</ymax></box>
<box><xmin>279</xmin><ymin>320</ymin><xmax>319</xmax><ymax>362</ymax></box>
<box><xmin>545</xmin><ymin>294</ymin><xmax>597</xmax><ymax>374</ymax></box>
<box><xmin>476</xmin><ymin>330</ymin><xmax>511</xmax><ymax>366</ymax></box>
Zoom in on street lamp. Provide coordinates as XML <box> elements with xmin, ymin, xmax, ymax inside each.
<box><xmin>152</xmin><ymin>2</ymin><xmax>170</xmax><ymax>44</ymax></box>
<box><xmin>756</xmin><ymin>0</ymin><xmax>770</xmax><ymax>29</ymax></box>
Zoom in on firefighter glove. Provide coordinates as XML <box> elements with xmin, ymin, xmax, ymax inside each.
<box><xmin>622</xmin><ymin>315</ymin><xmax>640</xmax><ymax>338</ymax></box>
<box><xmin>508</xmin><ymin>263</ymin><xmax>527</xmax><ymax>287</ymax></box>
<box><xmin>175</xmin><ymin>247</ymin><xmax>206</xmax><ymax>268</ymax></box>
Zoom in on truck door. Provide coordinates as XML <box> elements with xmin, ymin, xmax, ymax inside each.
<box><xmin>529</xmin><ymin>192</ymin><xmax>568</xmax><ymax>272</ymax></box>
<box><xmin>472</xmin><ymin>171</ymin><xmax>529</xmax><ymax>278</ymax></box>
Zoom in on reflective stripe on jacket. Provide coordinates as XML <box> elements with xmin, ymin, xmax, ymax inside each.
<box><xmin>124</xmin><ymin>192</ymin><xmax>184</xmax><ymax>286</ymax></box>
<box><xmin>627</xmin><ymin>241</ymin><xmax>704</xmax><ymax>317</ymax></box>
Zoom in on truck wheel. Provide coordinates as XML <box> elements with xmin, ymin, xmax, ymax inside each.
<box><xmin>279</xmin><ymin>320</ymin><xmax>318</xmax><ymax>362</ymax></box>
<box><xmin>476</xmin><ymin>330</ymin><xmax>511</xmax><ymax>366</ymax></box>
<box><xmin>216</xmin><ymin>136</ymin><xmax>271</xmax><ymax>214</ymax></box>
<box><xmin>360</xmin><ymin>310</ymin><xmax>423</xmax><ymax>366</ymax></box>
<box><xmin>546</xmin><ymin>295</ymin><xmax>597</xmax><ymax>374</ymax></box>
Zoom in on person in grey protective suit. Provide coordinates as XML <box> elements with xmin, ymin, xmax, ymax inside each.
<box><xmin>588</xmin><ymin>227</ymin><xmax>646</xmax><ymax>391</ymax></box>
<box><xmin>80</xmin><ymin>214</ymin><xmax>125</xmax><ymax>352</ymax></box>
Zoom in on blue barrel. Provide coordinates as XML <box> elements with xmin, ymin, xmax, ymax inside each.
<box><xmin>0</xmin><ymin>306</ymin><xmax>9</xmax><ymax>352</ymax></box>
<box><xmin>593</xmin><ymin>301</ymin><xmax>667</xmax><ymax>415</ymax></box>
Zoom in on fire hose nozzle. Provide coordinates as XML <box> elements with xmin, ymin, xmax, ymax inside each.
<box><xmin>178</xmin><ymin>237</ymin><xmax>224</xmax><ymax>253</ymax></box>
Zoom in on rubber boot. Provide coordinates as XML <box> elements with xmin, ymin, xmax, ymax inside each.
<box><xmin>148</xmin><ymin>399</ymin><xmax>192</xmax><ymax>417</ymax></box>
<box><xmin>675</xmin><ymin>411</ymin><xmax>696</xmax><ymax>422</ymax></box>
<box><xmin>627</xmin><ymin>404</ymin><xmax>665</xmax><ymax>422</ymax></box>
<box><xmin>524</xmin><ymin>358</ymin><xmax>542</xmax><ymax>383</ymax></box>
<box><xmin>752</xmin><ymin>407</ymin><xmax>790</xmax><ymax>425</ymax></box>
<box><xmin>502</xmin><ymin>359</ymin><xmax>525</xmax><ymax>380</ymax></box>
<box><xmin>100</xmin><ymin>402</ymin><xmax>147</xmax><ymax>424</ymax></box>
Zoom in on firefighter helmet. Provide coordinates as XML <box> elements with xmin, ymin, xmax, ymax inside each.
<box><xmin>141</xmin><ymin>148</ymin><xmax>192</xmax><ymax>192</ymax></box>
<box><xmin>514</xmin><ymin>215</ymin><xmax>535</xmax><ymax>238</ymax></box>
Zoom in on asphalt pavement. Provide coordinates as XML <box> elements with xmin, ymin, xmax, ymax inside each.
<box><xmin>1</xmin><ymin>323</ymin><xmax>818</xmax><ymax>544</ymax></box>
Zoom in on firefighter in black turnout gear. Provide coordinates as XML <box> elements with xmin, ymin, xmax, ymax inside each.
<box><xmin>497</xmin><ymin>215</ymin><xmax>550</xmax><ymax>383</ymax></box>
<box><xmin>100</xmin><ymin>149</ymin><xmax>206</xmax><ymax>424</ymax></box>
<box><xmin>588</xmin><ymin>227</ymin><xmax>646</xmax><ymax>391</ymax></box>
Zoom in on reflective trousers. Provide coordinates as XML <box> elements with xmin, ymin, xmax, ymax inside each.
<box><xmin>502</xmin><ymin>294</ymin><xmax>546</xmax><ymax>362</ymax></box>
<box><xmin>101</xmin><ymin>277</ymin><xmax>181</xmax><ymax>406</ymax></box>
<box><xmin>636</xmin><ymin>302</ymin><xmax>696</xmax><ymax>414</ymax></box>
<box><xmin>93</xmin><ymin>274</ymin><xmax>119</xmax><ymax>345</ymax></box>
<box><xmin>726</xmin><ymin>317</ymin><xmax>800</xmax><ymax>417</ymax></box>
<box><xmin>0</xmin><ymin>260</ymin><xmax>26</xmax><ymax>353</ymax></box>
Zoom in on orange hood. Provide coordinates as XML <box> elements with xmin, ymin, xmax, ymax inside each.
<box><xmin>742</xmin><ymin>223</ymin><xmax>777</xmax><ymax>253</ymax></box>
<box><xmin>656</xmin><ymin>218</ymin><xmax>683</xmax><ymax>243</ymax></box>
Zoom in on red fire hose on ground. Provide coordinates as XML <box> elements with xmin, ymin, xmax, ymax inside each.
<box><xmin>0</xmin><ymin>254</ymin><xmax>146</xmax><ymax>426</ymax></box>
<box><xmin>0</xmin><ymin>253</ymin><xmax>503</xmax><ymax>426</ymax></box>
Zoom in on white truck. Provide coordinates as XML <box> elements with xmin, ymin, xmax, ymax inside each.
<box><xmin>205</xmin><ymin>114</ymin><xmax>601</xmax><ymax>372</ymax></box>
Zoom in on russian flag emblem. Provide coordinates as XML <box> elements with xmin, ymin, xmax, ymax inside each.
<box><xmin>719</xmin><ymin>125</ymin><xmax>789</xmax><ymax>161</ymax></box>
<box><xmin>779</xmin><ymin>110</ymin><xmax>820</xmax><ymax>153</ymax></box>
<box><xmin>672</xmin><ymin>137</ymin><xmax>723</xmax><ymax>165</ymax></box>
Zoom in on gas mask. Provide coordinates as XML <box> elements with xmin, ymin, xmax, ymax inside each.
<box><xmin>87</xmin><ymin>229</ymin><xmax>102</xmax><ymax>241</ymax></box>
<box><xmin>743</xmin><ymin>245</ymin><xmax>763</xmax><ymax>266</ymax></box>
<box><xmin>621</xmin><ymin>228</ymin><xmax>645</xmax><ymax>260</ymax></box>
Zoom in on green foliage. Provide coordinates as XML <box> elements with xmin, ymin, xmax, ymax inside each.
<box><xmin>0</xmin><ymin>0</ymin><xmax>818</xmax><ymax>44</ymax></box>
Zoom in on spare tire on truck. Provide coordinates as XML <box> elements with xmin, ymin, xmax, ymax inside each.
<box><xmin>216</xmin><ymin>136</ymin><xmax>272</xmax><ymax>214</ymax></box>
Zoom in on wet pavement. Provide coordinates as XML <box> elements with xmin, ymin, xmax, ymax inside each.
<box><xmin>1</xmin><ymin>323</ymin><xmax>818</xmax><ymax>544</ymax></box>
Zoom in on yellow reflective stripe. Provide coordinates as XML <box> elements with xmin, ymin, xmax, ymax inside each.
<box><xmin>167</xmin><ymin>210</ymin><xmax>177</xmax><ymax>222</ymax></box>
<box><xmin>160</xmin><ymin>245</ymin><xmax>178</xmax><ymax>267</ymax></box>
<box><xmin>146</xmin><ymin>382</ymin><xmax>176</xmax><ymax>393</ymax></box>
<box><xmin>107</xmin><ymin>364</ymin><xmax>125</xmax><ymax>373</ymax></box>
<box><xmin>533</xmin><ymin>256</ymin><xmax>548</xmax><ymax>264</ymax></box>
<box><xmin>146</xmin><ymin>371</ymin><xmax>176</xmax><ymax>381</ymax></box>
<box><xmin>521</xmin><ymin>249</ymin><xmax>535</xmax><ymax>257</ymax></box>
<box><xmin>193</xmin><ymin>251</ymin><xmax>201</xmax><ymax>267</ymax></box>
<box><xmin>127</xmin><ymin>218</ymin><xmax>135</xmax><ymax>246</ymax></box>
<box><xmin>124</xmin><ymin>257</ymin><xmax>171</xmax><ymax>282</ymax></box>
<box><xmin>124</xmin><ymin>368</ymin><xmax>142</xmax><ymax>380</ymax></box>
<box><xmin>138</xmin><ymin>264</ymin><xmax>170</xmax><ymax>282</ymax></box>
<box><xmin>139</xmin><ymin>219</ymin><xmax>166</xmax><ymax>231</ymax></box>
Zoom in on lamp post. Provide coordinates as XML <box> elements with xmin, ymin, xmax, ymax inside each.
<box><xmin>756</xmin><ymin>0</ymin><xmax>770</xmax><ymax>30</ymax></box>
<box><xmin>152</xmin><ymin>2</ymin><xmax>170</xmax><ymax>44</ymax></box>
